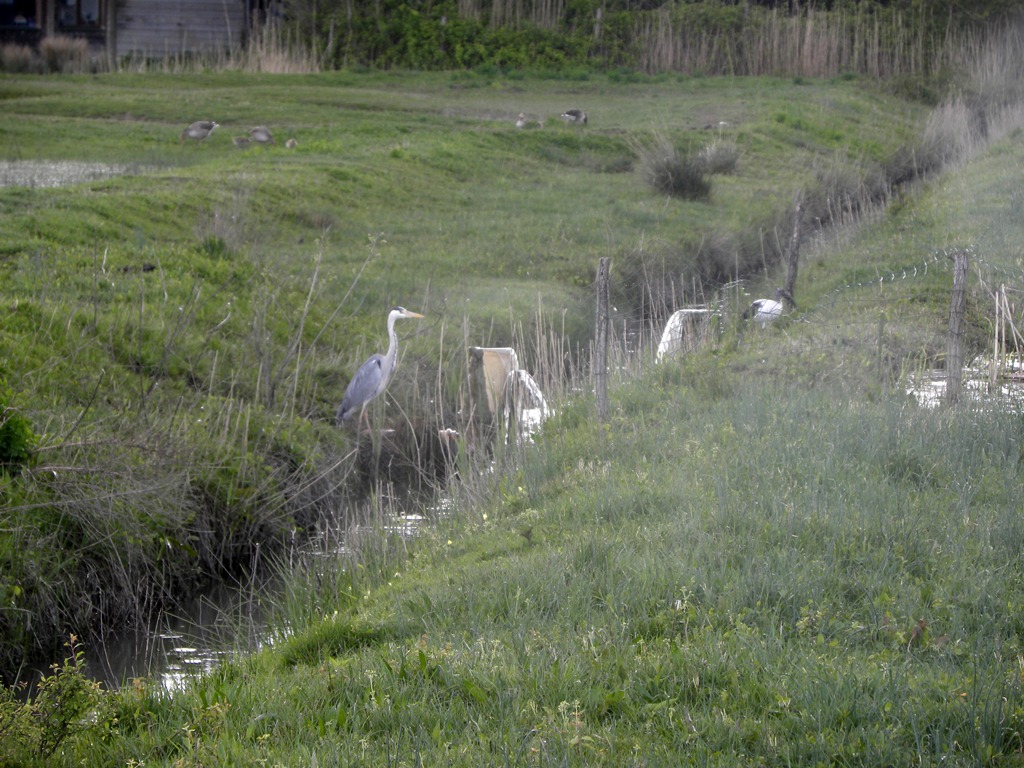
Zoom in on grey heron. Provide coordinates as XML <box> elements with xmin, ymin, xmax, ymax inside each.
<box><xmin>743</xmin><ymin>288</ymin><xmax>796</xmax><ymax>329</ymax></box>
<box><xmin>336</xmin><ymin>306</ymin><xmax>424</xmax><ymax>431</ymax></box>
<box><xmin>180</xmin><ymin>121</ymin><xmax>218</xmax><ymax>143</ymax></box>
<box><xmin>560</xmin><ymin>109</ymin><xmax>588</xmax><ymax>125</ymax></box>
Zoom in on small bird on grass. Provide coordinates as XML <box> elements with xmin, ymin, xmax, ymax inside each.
<box><xmin>907</xmin><ymin>618</ymin><xmax>927</xmax><ymax>650</ymax></box>
<box><xmin>180</xmin><ymin>120</ymin><xmax>218</xmax><ymax>143</ymax></box>
<box><xmin>560</xmin><ymin>109</ymin><xmax>588</xmax><ymax>125</ymax></box>
<box><xmin>249</xmin><ymin>126</ymin><xmax>275</xmax><ymax>145</ymax></box>
<box><xmin>742</xmin><ymin>287</ymin><xmax>797</xmax><ymax>329</ymax></box>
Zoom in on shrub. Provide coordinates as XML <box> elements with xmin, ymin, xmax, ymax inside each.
<box><xmin>633</xmin><ymin>133</ymin><xmax>711</xmax><ymax>200</ymax></box>
<box><xmin>0</xmin><ymin>636</ymin><xmax>106</xmax><ymax>762</ymax></box>
<box><xmin>0</xmin><ymin>388</ymin><xmax>36</xmax><ymax>471</ymax></box>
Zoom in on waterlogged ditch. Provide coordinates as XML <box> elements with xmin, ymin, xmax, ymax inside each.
<box><xmin>82</xmin><ymin>397</ymin><xmax>550</xmax><ymax>692</ymax></box>
<box><xmin>84</xmin><ymin>499</ymin><xmax>445</xmax><ymax>692</ymax></box>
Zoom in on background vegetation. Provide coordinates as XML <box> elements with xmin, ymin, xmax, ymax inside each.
<box><xmin>274</xmin><ymin>0</ymin><xmax>1021</xmax><ymax>76</ymax></box>
<box><xmin>2</xmin><ymin>1</ymin><xmax>1024</xmax><ymax>764</ymax></box>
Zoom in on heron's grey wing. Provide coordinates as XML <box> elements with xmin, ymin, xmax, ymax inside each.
<box><xmin>337</xmin><ymin>354</ymin><xmax>385</xmax><ymax>422</ymax></box>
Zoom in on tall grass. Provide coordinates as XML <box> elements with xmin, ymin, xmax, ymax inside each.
<box><xmin>116</xmin><ymin>21</ymin><xmax>322</xmax><ymax>74</ymax></box>
<box><xmin>632</xmin><ymin>6</ymin><xmax>1005</xmax><ymax>79</ymax></box>
<box><xmin>42</xmin><ymin>382</ymin><xmax>1024</xmax><ymax>766</ymax></box>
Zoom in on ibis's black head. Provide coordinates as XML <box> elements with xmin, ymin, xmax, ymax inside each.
<box><xmin>774</xmin><ymin>288</ymin><xmax>796</xmax><ymax>307</ymax></box>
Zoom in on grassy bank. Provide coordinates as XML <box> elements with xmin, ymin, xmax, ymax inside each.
<box><xmin>0</xmin><ymin>68</ymin><xmax>940</xmax><ymax>678</ymax></box>
<box><xmin>63</xmin><ymin>117</ymin><xmax>1024</xmax><ymax>765</ymax></box>
<box><xmin>2</xmin><ymin>55</ymin><xmax>1024</xmax><ymax>763</ymax></box>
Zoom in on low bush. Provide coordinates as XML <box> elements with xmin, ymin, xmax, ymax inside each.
<box><xmin>0</xmin><ymin>398</ymin><xmax>35</xmax><ymax>471</ymax></box>
<box><xmin>0</xmin><ymin>636</ymin><xmax>108</xmax><ymax>763</ymax></box>
<box><xmin>633</xmin><ymin>133</ymin><xmax>711</xmax><ymax>200</ymax></box>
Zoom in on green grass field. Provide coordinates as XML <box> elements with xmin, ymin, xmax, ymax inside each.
<box><xmin>3</xmin><ymin>67</ymin><xmax>1024</xmax><ymax>765</ymax></box>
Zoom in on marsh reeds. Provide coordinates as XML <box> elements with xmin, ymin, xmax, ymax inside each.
<box><xmin>631</xmin><ymin>6</ymin><xmax>982</xmax><ymax>78</ymax></box>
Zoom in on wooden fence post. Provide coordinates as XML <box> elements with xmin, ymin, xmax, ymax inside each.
<box><xmin>595</xmin><ymin>257</ymin><xmax>611</xmax><ymax>421</ymax></box>
<box><xmin>946</xmin><ymin>248</ymin><xmax>969</xmax><ymax>405</ymax></box>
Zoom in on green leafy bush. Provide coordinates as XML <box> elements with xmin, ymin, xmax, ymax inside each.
<box><xmin>0</xmin><ymin>388</ymin><xmax>36</xmax><ymax>471</ymax></box>
<box><xmin>0</xmin><ymin>636</ymin><xmax>106</xmax><ymax>763</ymax></box>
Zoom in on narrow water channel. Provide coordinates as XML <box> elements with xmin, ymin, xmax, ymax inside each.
<box><xmin>82</xmin><ymin>507</ymin><xmax>440</xmax><ymax>692</ymax></box>
<box><xmin>85</xmin><ymin>574</ymin><xmax>277</xmax><ymax>692</ymax></box>
<box><xmin>77</xmin><ymin>379</ymin><xmax>550</xmax><ymax>692</ymax></box>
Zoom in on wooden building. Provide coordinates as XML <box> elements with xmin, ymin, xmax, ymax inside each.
<box><xmin>1</xmin><ymin>0</ymin><xmax>267</xmax><ymax>58</ymax></box>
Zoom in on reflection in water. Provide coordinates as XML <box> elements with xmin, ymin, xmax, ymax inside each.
<box><xmin>85</xmin><ymin>576</ymin><xmax>274</xmax><ymax>692</ymax></box>
<box><xmin>85</xmin><ymin>497</ymin><xmax>455</xmax><ymax>692</ymax></box>
<box><xmin>907</xmin><ymin>357</ymin><xmax>1024</xmax><ymax>409</ymax></box>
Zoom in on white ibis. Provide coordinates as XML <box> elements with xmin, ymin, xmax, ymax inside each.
<box><xmin>743</xmin><ymin>288</ymin><xmax>796</xmax><ymax>329</ymax></box>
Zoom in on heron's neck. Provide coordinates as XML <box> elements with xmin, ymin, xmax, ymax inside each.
<box><xmin>384</xmin><ymin>313</ymin><xmax>399</xmax><ymax>367</ymax></box>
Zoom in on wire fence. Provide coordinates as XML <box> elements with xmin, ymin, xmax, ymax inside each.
<box><xmin>599</xmin><ymin>245</ymin><xmax>1024</xmax><ymax>409</ymax></box>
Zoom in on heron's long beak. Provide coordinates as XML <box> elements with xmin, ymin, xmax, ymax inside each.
<box><xmin>402</xmin><ymin>310</ymin><xmax>425</xmax><ymax>318</ymax></box>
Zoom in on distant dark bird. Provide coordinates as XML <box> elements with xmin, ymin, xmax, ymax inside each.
<box><xmin>232</xmin><ymin>136</ymin><xmax>251</xmax><ymax>148</ymax></box>
<box><xmin>742</xmin><ymin>287</ymin><xmax>796</xmax><ymax>329</ymax></box>
<box><xmin>180</xmin><ymin>120</ymin><xmax>218</xmax><ymax>143</ymax></box>
<box><xmin>248</xmin><ymin>126</ymin><xmax>275</xmax><ymax>145</ymax></box>
<box><xmin>561</xmin><ymin>109</ymin><xmax>588</xmax><ymax>125</ymax></box>
<box><xmin>907</xmin><ymin>618</ymin><xmax>927</xmax><ymax>650</ymax></box>
<box><xmin>336</xmin><ymin>306</ymin><xmax>425</xmax><ymax>432</ymax></box>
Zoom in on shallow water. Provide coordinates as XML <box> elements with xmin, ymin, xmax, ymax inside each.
<box><xmin>85</xmin><ymin>577</ymin><xmax>275</xmax><ymax>692</ymax></box>
<box><xmin>907</xmin><ymin>357</ymin><xmax>1024</xmax><ymax>409</ymax></box>
<box><xmin>84</xmin><ymin>500</ymin><xmax>449</xmax><ymax>692</ymax></box>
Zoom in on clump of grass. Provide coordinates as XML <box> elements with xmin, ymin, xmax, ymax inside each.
<box><xmin>694</xmin><ymin>139</ymin><xmax>739</xmax><ymax>175</ymax></box>
<box><xmin>633</xmin><ymin>133</ymin><xmax>711</xmax><ymax>200</ymax></box>
<box><xmin>0</xmin><ymin>43</ymin><xmax>41</xmax><ymax>74</ymax></box>
<box><xmin>227</xmin><ymin>21</ymin><xmax>321</xmax><ymax>74</ymax></box>
<box><xmin>39</xmin><ymin>35</ymin><xmax>91</xmax><ymax>74</ymax></box>
<box><xmin>918</xmin><ymin>95</ymin><xmax>988</xmax><ymax>169</ymax></box>
<box><xmin>885</xmin><ymin>90</ymin><xmax>1008</xmax><ymax>186</ymax></box>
